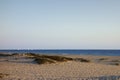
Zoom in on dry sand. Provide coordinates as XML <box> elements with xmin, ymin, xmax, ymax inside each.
<box><xmin>0</xmin><ymin>53</ymin><xmax>120</xmax><ymax>80</ymax></box>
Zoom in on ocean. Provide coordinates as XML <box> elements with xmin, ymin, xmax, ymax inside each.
<box><xmin>0</xmin><ymin>50</ymin><xmax>120</xmax><ymax>56</ymax></box>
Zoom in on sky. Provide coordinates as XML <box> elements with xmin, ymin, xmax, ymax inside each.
<box><xmin>0</xmin><ymin>0</ymin><xmax>120</xmax><ymax>49</ymax></box>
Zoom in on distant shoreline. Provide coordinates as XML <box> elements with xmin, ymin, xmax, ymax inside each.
<box><xmin>0</xmin><ymin>49</ymin><xmax>120</xmax><ymax>56</ymax></box>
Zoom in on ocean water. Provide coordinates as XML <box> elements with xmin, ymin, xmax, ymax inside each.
<box><xmin>0</xmin><ymin>50</ymin><xmax>120</xmax><ymax>56</ymax></box>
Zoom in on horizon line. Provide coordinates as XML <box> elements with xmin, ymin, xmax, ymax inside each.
<box><xmin>0</xmin><ymin>49</ymin><xmax>120</xmax><ymax>50</ymax></box>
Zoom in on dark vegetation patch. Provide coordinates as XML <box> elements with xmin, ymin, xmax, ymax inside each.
<box><xmin>39</xmin><ymin>55</ymin><xmax>73</xmax><ymax>62</ymax></box>
<box><xmin>25</xmin><ymin>53</ymin><xmax>73</xmax><ymax>64</ymax></box>
<box><xmin>11</xmin><ymin>53</ymin><xmax>19</xmax><ymax>56</ymax></box>
<box><xmin>0</xmin><ymin>53</ymin><xmax>20</xmax><ymax>57</ymax></box>
<box><xmin>25</xmin><ymin>53</ymin><xmax>90</xmax><ymax>64</ymax></box>
<box><xmin>0</xmin><ymin>53</ymin><xmax>90</xmax><ymax>64</ymax></box>
<box><xmin>0</xmin><ymin>73</ymin><xmax>9</xmax><ymax>78</ymax></box>
<box><xmin>0</xmin><ymin>53</ymin><xmax>12</xmax><ymax>56</ymax></box>
<box><xmin>111</xmin><ymin>60</ymin><xmax>120</xmax><ymax>62</ymax></box>
<box><xmin>34</xmin><ymin>58</ymin><xmax>56</xmax><ymax>64</ymax></box>
<box><xmin>74</xmin><ymin>58</ymin><xmax>90</xmax><ymax>62</ymax></box>
<box><xmin>98</xmin><ymin>58</ymin><xmax>108</xmax><ymax>61</ymax></box>
<box><xmin>25</xmin><ymin>53</ymin><xmax>38</xmax><ymax>57</ymax></box>
<box><xmin>110</xmin><ymin>63</ymin><xmax>119</xmax><ymax>66</ymax></box>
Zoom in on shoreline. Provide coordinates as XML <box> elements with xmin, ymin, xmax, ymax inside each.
<box><xmin>0</xmin><ymin>49</ymin><xmax>120</xmax><ymax>56</ymax></box>
<box><xmin>0</xmin><ymin>52</ymin><xmax>120</xmax><ymax>57</ymax></box>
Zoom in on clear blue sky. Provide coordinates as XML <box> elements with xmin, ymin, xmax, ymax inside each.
<box><xmin>0</xmin><ymin>0</ymin><xmax>120</xmax><ymax>49</ymax></box>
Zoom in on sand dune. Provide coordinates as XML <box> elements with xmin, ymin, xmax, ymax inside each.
<box><xmin>0</xmin><ymin>53</ymin><xmax>120</xmax><ymax>80</ymax></box>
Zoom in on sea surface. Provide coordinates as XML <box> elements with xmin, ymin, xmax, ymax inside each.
<box><xmin>0</xmin><ymin>50</ymin><xmax>120</xmax><ymax>56</ymax></box>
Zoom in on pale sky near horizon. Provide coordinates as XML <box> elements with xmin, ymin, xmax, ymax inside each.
<box><xmin>0</xmin><ymin>0</ymin><xmax>120</xmax><ymax>49</ymax></box>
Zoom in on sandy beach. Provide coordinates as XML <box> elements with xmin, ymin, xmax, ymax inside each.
<box><xmin>0</xmin><ymin>53</ymin><xmax>120</xmax><ymax>80</ymax></box>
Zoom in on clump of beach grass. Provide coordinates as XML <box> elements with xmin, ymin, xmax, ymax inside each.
<box><xmin>34</xmin><ymin>58</ymin><xmax>56</xmax><ymax>64</ymax></box>
<box><xmin>25</xmin><ymin>53</ymin><xmax>41</xmax><ymax>58</ymax></box>
<box><xmin>0</xmin><ymin>73</ymin><xmax>9</xmax><ymax>78</ymax></box>
<box><xmin>111</xmin><ymin>60</ymin><xmax>120</xmax><ymax>62</ymax></box>
<box><xmin>98</xmin><ymin>58</ymin><xmax>108</xmax><ymax>61</ymax></box>
<box><xmin>34</xmin><ymin>55</ymin><xmax>73</xmax><ymax>64</ymax></box>
<box><xmin>25</xmin><ymin>53</ymin><xmax>73</xmax><ymax>64</ymax></box>
<box><xmin>0</xmin><ymin>53</ymin><xmax>12</xmax><ymax>57</ymax></box>
<box><xmin>39</xmin><ymin>55</ymin><xmax>73</xmax><ymax>62</ymax></box>
<box><xmin>111</xmin><ymin>63</ymin><xmax>119</xmax><ymax>66</ymax></box>
<box><xmin>25</xmin><ymin>53</ymin><xmax>38</xmax><ymax>57</ymax></box>
<box><xmin>26</xmin><ymin>53</ymin><xmax>91</xmax><ymax>64</ymax></box>
<box><xmin>74</xmin><ymin>58</ymin><xmax>90</xmax><ymax>62</ymax></box>
<box><xmin>114</xmin><ymin>63</ymin><xmax>119</xmax><ymax>66</ymax></box>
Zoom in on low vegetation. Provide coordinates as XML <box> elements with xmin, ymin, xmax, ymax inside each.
<box><xmin>74</xmin><ymin>58</ymin><xmax>90</xmax><ymax>62</ymax></box>
<box><xmin>0</xmin><ymin>53</ymin><xmax>91</xmax><ymax>64</ymax></box>
<box><xmin>26</xmin><ymin>53</ymin><xmax>90</xmax><ymax>64</ymax></box>
<box><xmin>34</xmin><ymin>58</ymin><xmax>56</xmax><ymax>64</ymax></box>
<box><xmin>98</xmin><ymin>58</ymin><xmax>108</xmax><ymax>61</ymax></box>
<box><xmin>114</xmin><ymin>63</ymin><xmax>119</xmax><ymax>66</ymax></box>
<box><xmin>0</xmin><ymin>53</ymin><xmax>12</xmax><ymax>56</ymax></box>
<box><xmin>0</xmin><ymin>73</ymin><xmax>9</xmax><ymax>78</ymax></box>
<box><xmin>30</xmin><ymin>54</ymin><xmax>73</xmax><ymax>64</ymax></box>
<box><xmin>111</xmin><ymin>63</ymin><xmax>119</xmax><ymax>66</ymax></box>
<box><xmin>25</xmin><ymin>53</ymin><xmax>38</xmax><ymax>57</ymax></box>
<box><xmin>11</xmin><ymin>53</ymin><xmax>19</xmax><ymax>56</ymax></box>
<box><xmin>39</xmin><ymin>55</ymin><xmax>73</xmax><ymax>62</ymax></box>
<box><xmin>111</xmin><ymin>60</ymin><xmax>120</xmax><ymax>62</ymax></box>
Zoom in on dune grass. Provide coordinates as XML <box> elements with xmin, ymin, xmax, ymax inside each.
<box><xmin>110</xmin><ymin>63</ymin><xmax>119</xmax><ymax>66</ymax></box>
<box><xmin>0</xmin><ymin>53</ymin><xmax>12</xmax><ymax>56</ymax></box>
<box><xmin>111</xmin><ymin>60</ymin><xmax>120</xmax><ymax>62</ymax></box>
<box><xmin>34</xmin><ymin>55</ymin><xmax>73</xmax><ymax>64</ymax></box>
<box><xmin>0</xmin><ymin>73</ymin><xmax>9</xmax><ymax>78</ymax></box>
<box><xmin>34</xmin><ymin>58</ymin><xmax>56</xmax><ymax>64</ymax></box>
<box><xmin>98</xmin><ymin>58</ymin><xmax>108</xmax><ymax>61</ymax></box>
<box><xmin>25</xmin><ymin>53</ymin><xmax>91</xmax><ymax>64</ymax></box>
<box><xmin>114</xmin><ymin>63</ymin><xmax>119</xmax><ymax>66</ymax></box>
<box><xmin>26</xmin><ymin>53</ymin><xmax>73</xmax><ymax>64</ymax></box>
<box><xmin>0</xmin><ymin>53</ymin><xmax>91</xmax><ymax>64</ymax></box>
<box><xmin>74</xmin><ymin>58</ymin><xmax>90</xmax><ymax>62</ymax></box>
<box><xmin>39</xmin><ymin>55</ymin><xmax>73</xmax><ymax>62</ymax></box>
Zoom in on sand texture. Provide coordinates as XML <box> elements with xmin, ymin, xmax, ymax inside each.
<box><xmin>0</xmin><ymin>53</ymin><xmax>120</xmax><ymax>80</ymax></box>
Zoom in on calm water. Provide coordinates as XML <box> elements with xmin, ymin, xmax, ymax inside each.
<box><xmin>0</xmin><ymin>50</ymin><xmax>120</xmax><ymax>56</ymax></box>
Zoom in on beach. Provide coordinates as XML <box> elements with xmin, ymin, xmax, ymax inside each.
<box><xmin>0</xmin><ymin>53</ymin><xmax>120</xmax><ymax>80</ymax></box>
